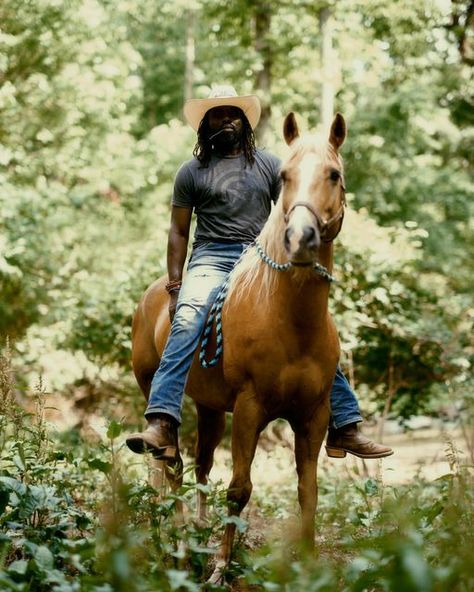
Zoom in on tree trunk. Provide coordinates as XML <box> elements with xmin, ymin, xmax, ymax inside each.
<box><xmin>319</xmin><ymin>6</ymin><xmax>334</xmax><ymax>130</ymax></box>
<box><xmin>254</xmin><ymin>1</ymin><xmax>272</xmax><ymax>145</ymax></box>
<box><xmin>184</xmin><ymin>10</ymin><xmax>196</xmax><ymax>103</ymax></box>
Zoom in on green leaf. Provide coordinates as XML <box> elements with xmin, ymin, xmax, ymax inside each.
<box><xmin>34</xmin><ymin>545</ymin><xmax>54</xmax><ymax>570</ymax></box>
<box><xmin>166</xmin><ymin>569</ymin><xmax>199</xmax><ymax>592</ymax></box>
<box><xmin>223</xmin><ymin>515</ymin><xmax>248</xmax><ymax>533</ymax></box>
<box><xmin>364</xmin><ymin>478</ymin><xmax>379</xmax><ymax>497</ymax></box>
<box><xmin>401</xmin><ymin>546</ymin><xmax>433</xmax><ymax>591</ymax></box>
<box><xmin>0</xmin><ymin>488</ymin><xmax>10</xmax><ymax>515</ymax></box>
<box><xmin>0</xmin><ymin>477</ymin><xmax>26</xmax><ymax>496</ymax></box>
<box><xmin>7</xmin><ymin>559</ymin><xmax>28</xmax><ymax>576</ymax></box>
<box><xmin>106</xmin><ymin>420</ymin><xmax>123</xmax><ymax>440</ymax></box>
<box><xmin>87</xmin><ymin>458</ymin><xmax>112</xmax><ymax>474</ymax></box>
<box><xmin>111</xmin><ymin>549</ymin><xmax>131</xmax><ymax>581</ymax></box>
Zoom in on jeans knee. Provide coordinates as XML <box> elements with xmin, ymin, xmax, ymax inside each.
<box><xmin>173</xmin><ymin>303</ymin><xmax>203</xmax><ymax>329</ymax></box>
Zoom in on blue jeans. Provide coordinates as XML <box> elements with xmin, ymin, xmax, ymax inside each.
<box><xmin>145</xmin><ymin>241</ymin><xmax>362</xmax><ymax>429</ymax></box>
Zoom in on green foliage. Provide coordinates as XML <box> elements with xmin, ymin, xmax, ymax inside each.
<box><xmin>1</xmin><ymin>350</ymin><xmax>473</xmax><ymax>590</ymax></box>
<box><xmin>1</xmin><ymin>0</ymin><xmax>473</xmax><ymax>444</ymax></box>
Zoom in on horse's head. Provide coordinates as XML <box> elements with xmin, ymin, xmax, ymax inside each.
<box><xmin>280</xmin><ymin>112</ymin><xmax>347</xmax><ymax>265</ymax></box>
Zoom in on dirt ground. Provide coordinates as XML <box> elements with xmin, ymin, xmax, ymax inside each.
<box><xmin>207</xmin><ymin>423</ymin><xmax>471</xmax><ymax>490</ymax></box>
<box><xmin>42</xmin><ymin>388</ymin><xmax>471</xmax><ymax>489</ymax></box>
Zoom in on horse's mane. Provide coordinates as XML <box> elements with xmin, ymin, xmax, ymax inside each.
<box><xmin>228</xmin><ymin>132</ymin><xmax>340</xmax><ymax>303</ymax></box>
<box><xmin>226</xmin><ymin>198</ymin><xmax>288</xmax><ymax>302</ymax></box>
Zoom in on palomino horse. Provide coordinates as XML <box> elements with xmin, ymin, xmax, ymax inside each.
<box><xmin>131</xmin><ymin>112</ymin><xmax>347</xmax><ymax>582</ymax></box>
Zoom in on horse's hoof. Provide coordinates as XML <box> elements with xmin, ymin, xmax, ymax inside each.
<box><xmin>207</xmin><ymin>560</ymin><xmax>226</xmax><ymax>586</ymax></box>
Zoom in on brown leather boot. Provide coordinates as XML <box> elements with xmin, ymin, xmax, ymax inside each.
<box><xmin>126</xmin><ymin>413</ymin><xmax>178</xmax><ymax>460</ymax></box>
<box><xmin>326</xmin><ymin>422</ymin><xmax>393</xmax><ymax>459</ymax></box>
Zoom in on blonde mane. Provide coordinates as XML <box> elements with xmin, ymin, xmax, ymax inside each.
<box><xmin>226</xmin><ymin>198</ymin><xmax>287</xmax><ymax>302</ymax></box>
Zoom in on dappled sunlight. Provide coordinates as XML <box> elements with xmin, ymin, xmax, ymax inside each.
<box><xmin>340</xmin><ymin>206</ymin><xmax>424</xmax><ymax>265</ymax></box>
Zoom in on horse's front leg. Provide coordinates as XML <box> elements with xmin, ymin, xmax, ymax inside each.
<box><xmin>208</xmin><ymin>392</ymin><xmax>267</xmax><ymax>584</ymax></box>
<box><xmin>292</xmin><ymin>404</ymin><xmax>330</xmax><ymax>548</ymax></box>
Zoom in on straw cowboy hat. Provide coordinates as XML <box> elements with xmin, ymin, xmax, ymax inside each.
<box><xmin>183</xmin><ymin>85</ymin><xmax>261</xmax><ymax>131</ymax></box>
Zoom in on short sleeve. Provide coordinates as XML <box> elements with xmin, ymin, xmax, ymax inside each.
<box><xmin>172</xmin><ymin>162</ymin><xmax>195</xmax><ymax>209</ymax></box>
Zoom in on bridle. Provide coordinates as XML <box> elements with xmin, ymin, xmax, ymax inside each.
<box><xmin>283</xmin><ymin>182</ymin><xmax>347</xmax><ymax>243</ymax></box>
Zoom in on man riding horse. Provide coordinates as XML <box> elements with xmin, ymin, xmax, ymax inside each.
<box><xmin>125</xmin><ymin>85</ymin><xmax>392</xmax><ymax>461</ymax></box>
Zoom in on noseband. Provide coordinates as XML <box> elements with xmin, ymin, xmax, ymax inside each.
<box><xmin>284</xmin><ymin>186</ymin><xmax>346</xmax><ymax>243</ymax></box>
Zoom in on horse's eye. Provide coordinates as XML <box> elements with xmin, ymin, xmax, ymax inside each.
<box><xmin>329</xmin><ymin>170</ymin><xmax>340</xmax><ymax>182</ymax></box>
<box><xmin>280</xmin><ymin>170</ymin><xmax>288</xmax><ymax>182</ymax></box>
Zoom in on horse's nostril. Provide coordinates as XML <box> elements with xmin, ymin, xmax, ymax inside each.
<box><xmin>284</xmin><ymin>227</ymin><xmax>293</xmax><ymax>248</ymax></box>
<box><xmin>303</xmin><ymin>225</ymin><xmax>318</xmax><ymax>247</ymax></box>
<box><xmin>301</xmin><ymin>225</ymin><xmax>320</xmax><ymax>249</ymax></box>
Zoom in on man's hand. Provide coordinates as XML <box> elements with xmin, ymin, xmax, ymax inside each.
<box><xmin>169</xmin><ymin>291</ymin><xmax>179</xmax><ymax>323</ymax></box>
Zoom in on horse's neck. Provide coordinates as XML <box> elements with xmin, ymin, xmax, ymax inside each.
<box><xmin>269</xmin><ymin>243</ymin><xmax>334</xmax><ymax>329</ymax></box>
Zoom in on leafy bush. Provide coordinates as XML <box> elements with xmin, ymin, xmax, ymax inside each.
<box><xmin>1</xmin><ymin>349</ymin><xmax>473</xmax><ymax>591</ymax></box>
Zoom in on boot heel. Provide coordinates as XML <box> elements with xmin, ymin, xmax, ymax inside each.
<box><xmin>326</xmin><ymin>446</ymin><xmax>346</xmax><ymax>458</ymax></box>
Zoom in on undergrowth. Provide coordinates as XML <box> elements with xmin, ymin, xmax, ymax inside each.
<box><xmin>0</xmin><ymin>349</ymin><xmax>473</xmax><ymax>591</ymax></box>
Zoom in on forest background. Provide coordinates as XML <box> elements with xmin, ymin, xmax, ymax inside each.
<box><xmin>0</xmin><ymin>0</ymin><xmax>473</xmax><ymax>590</ymax></box>
<box><xmin>1</xmin><ymin>0</ymin><xmax>473</xmax><ymax>428</ymax></box>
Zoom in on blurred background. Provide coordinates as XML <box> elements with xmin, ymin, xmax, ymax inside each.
<box><xmin>1</xmin><ymin>2</ymin><xmax>474</xmax><ymax>590</ymax></box>
<box><xmin>1</xmin><ymin>0</ymin><xmax>473</xmax><ymax>459</ymax></box>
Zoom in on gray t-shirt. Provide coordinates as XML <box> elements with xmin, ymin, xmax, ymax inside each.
<box><xmin>172</xmin><ymin>149</ymin><xmax>282</xmax><ymax>245</ymax></box>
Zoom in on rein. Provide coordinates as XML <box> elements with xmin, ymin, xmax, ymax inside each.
<box><xmin>199</xmin><ymin>239</ymin><xmax>337</xmax><ymax>368</ymax></box>
<box><xmin>199</xmin><ymin>242</ymin><xmax>252</xmax><ymax>369</ymax></box>
<box><xmin>199</xmin><ymin>275</ymin><xmax>230</xmax><ymax>369</ymax></box>
<box><xmin>254</xmin><ymin>239</ymin><xmax>337</xmax><ymax>283</ymax></box>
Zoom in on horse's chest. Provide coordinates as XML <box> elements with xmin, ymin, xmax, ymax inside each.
<box><xmin>271</xmin><ymin>363</ymin><xmax>327</xmax><ymax>405</ymax></box>
<box><xmin>223</xmin><ymin>311</ymin><xmax>339</xmax><ymax>415</ymax></box>
<box><xmin>235</xmin><ymin>356</ymin><xmax>333</xmax><ymax>416</ymax></box>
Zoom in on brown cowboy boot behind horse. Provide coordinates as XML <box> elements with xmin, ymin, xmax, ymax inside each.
<box><xmin>326</xmin><ymin>422</ymin><xmax>393</xmax><ymax>459</ymax></box>
<box><xmin>126</xmin><ymin>413</ymin><xmax>178</xmax><ymax>461</ymax></box>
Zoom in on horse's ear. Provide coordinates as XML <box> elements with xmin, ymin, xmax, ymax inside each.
<box><xmin>329</xmin><ymin>113</ymin><xmax>346</xmax><ymax>149</ymax></box>
<box><xmin>283</xmin><ymin>112</ymin><xmax>299</xmax><ymax>145</ymax></box>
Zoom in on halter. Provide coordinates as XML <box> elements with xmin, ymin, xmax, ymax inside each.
<box><xmin>254</xmin><ymin>239</ymin><xmax>336</xmax><ymax>282</ymax></box>
<box><xmin>284</xmin><ymin>184</ymin><xmax>346</xmax><ymax>243</ymax></box>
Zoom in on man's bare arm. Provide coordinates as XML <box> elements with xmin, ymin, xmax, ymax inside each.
<box><xmin>167</xmin><ymin>206</ymin><xmax>192</xmax><ymax>321</ymax></box>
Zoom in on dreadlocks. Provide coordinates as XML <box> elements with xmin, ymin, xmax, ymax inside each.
<box><xmin>193</xmin><ymin>108</ymin><xmax>256</xmax><ymax>168</ymax></box>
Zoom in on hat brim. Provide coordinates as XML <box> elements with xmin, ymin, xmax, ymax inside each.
<box><xmin>183</xmin><ymin>95</ymin><xmax>261</xmax><ymax>130</ymax></box>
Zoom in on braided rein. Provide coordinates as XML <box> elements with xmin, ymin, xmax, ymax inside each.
<box><xmin>254</xmin><ymin>239</ymin><xmax>337</xmax><ymax>283</ymax></box>
<box><xmin>199</xmin><ymin>240</ymin><xmax>336</xmax><ymax>368</ymax></box>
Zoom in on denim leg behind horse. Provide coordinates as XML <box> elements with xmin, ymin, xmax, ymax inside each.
<box><xmin>145</xmin><ymin>243</ymin><xmax>245</xmax><ymax>424</ymax></box>
<box><xmin>329</xmin><ymin>365</ymin><xmax>363</xmax><ymax>429</ymax></box>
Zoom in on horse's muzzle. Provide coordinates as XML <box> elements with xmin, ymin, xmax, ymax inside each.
<box><xmin>284</xmin><ymin>222</ymin><xmax>321</xmax><ymax>264</ymax></box>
